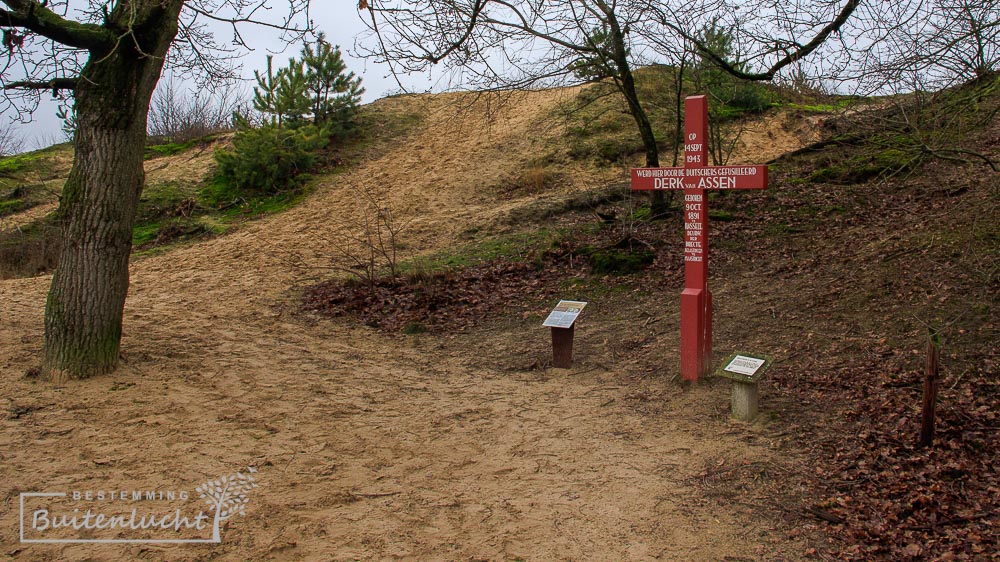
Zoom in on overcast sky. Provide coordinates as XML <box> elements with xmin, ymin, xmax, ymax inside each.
<box><xmin>11</xmin><ymin>6</ymin><xmax>432</xmax><ymax>151</ymax></box>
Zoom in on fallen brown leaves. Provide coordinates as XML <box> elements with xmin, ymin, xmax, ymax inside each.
<box><xmin>301</xmin><ymin>132</ymin><xmax>997</xmax><ymax>560</ymax></box>
<box><xmin>733</xmin><ymin>152</ymin><xmax>1000</xmax><ymax>559</ymax></box>
<box><xmin>302</xmin><ymin>259</ymin><xmax>556</xmax><ymax>332</ymax></box>
<box><xmin>795</xmin><ymin>360</ymin><xmax>999</xmax><ymax>560</ymax></box>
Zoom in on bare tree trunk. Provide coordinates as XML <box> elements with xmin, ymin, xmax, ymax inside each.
<box><xmin>598</xmin><ymin>2</ymin><xmax>667</xmax><ymax>216</ymax></box>
<box><xmin>618</xmin><ymin>68</ymin><xmax>659</xmax><ymax>169</ymax></box>
<box><xmin>43</xmin><ymin>1</ymin><xmax>183</xmax><ymax>380</ymax></box>
<box><xmin>44</xmin><ymin>128</ymin><xmax>146</xmax><ymax>378</ymax></box>
<box><xmin>619</xmin><ymin>59</ymin><xmax>670</xmax><ymax>216</ymax></box>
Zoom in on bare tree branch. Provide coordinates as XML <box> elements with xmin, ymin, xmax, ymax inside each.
<box><xmin>4</xmin><ymin>76</ymin><xmax>76</xmax><ymax>91</ymax></box>
<box><xmin>658</xmin><ymin>0</ymin><xmax>862</xmax><ymax>82</ymax></box>
<box><xmin>0</xmin><ymin>1</ymin><xmax>114</xmax><ymax>51</ymax></box>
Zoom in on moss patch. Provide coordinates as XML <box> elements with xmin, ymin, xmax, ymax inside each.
<box><xmin>808</xmin><ymin>148</ymin><xmax>917</xmax><ymax>184</ymax></box>
<box><xmin>144</xmin><ymin>138</ymin><xmax>203</xmax><ymax>160</ymax></box>
<box><xmin>588</xmin><ymin>245</ymin><xmax>656</xmax><ymax>275</ymax></box>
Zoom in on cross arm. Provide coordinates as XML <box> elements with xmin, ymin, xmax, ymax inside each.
<box><xmin>631</xmin><ymin>166</ymin><xmax>768</xmax><ymax>191</ymax></box>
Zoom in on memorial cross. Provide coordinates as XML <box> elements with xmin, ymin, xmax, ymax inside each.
<box><xmin>630</xmin><ymin>95</ymin><xmax>769</xmax><ymax>382</ymax></box>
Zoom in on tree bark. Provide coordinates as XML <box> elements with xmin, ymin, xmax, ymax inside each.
<box><xmin>618</xmin><ymin>67</ymin><xmax>659</xmax><ymax>168</ymax></box>
<box><xmin>599</xmin><ymin>4</ymin><xmax>668</xmax><ymax>216</ymax></box>
<box><xmin>617</xmin><ymin>51</ymin><xmax>669</xmax><ymax>216</ymax></box>
<box><xmin>43</xmin><ymin>0</ymin><xmax>184</xmax><ymax>380</ymax></box>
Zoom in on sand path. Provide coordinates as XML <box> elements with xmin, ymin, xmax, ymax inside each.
<box><xmin>1</xmin><ymin>90</ymin><xmax>813</xmax><ymax>560</ymax></box>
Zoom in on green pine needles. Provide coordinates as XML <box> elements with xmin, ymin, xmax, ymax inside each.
<box><xmin>214</xmin><ymin>119</ymin><xmax>330</xmax><ymax>196</ymax></box>
<box><xmin>214</xmin><ymin>33</ymin><xmax>364</xmax><ymax>196</ymax></box>
<box><xmin>251</xmin><ymin>32</ymin><xmax>364</xmax><ymax>132</ymax></box>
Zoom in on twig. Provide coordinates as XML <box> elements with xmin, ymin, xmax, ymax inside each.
<box><xmin>350</xmin><ymin>490</ymin><xmax>401</xmax><ymax>498</ymax></box>
<box><xmin>803</xmin><ymin>506</ymin><xmax>846</xmax><ymax>525</ymax></box>
<box><xmin>881</xmin><ymin>243</ymin><xmax>930</xmax><ymax>262</ymax></box>
<box><xmin>905</xmin><ymin>512</ymin><xmax>994</xmax><ymax>531</ymax></box>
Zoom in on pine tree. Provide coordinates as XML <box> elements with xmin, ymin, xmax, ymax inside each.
<box><xmin>301</xmin><ymin>33</ymin><xmax>365</xmax><ymax>133</ymax></box>
<box><xmin>252</xmin><ymin>36</ymin><xmax>363</xmax><ymax>132</ymax></box>
<box><xmin>253</xmin><ymin>55</ymin><xmax>311</xmax><ymax>126</ymax></box>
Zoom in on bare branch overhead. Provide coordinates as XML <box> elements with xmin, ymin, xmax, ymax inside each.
<box><xmin>659</xmin><ymin>0</ymin><xmax>863</xmax><ymax>81</ymax></box>
<box><xmin>0</xmin><ymin>1</ymin><xmax>115</xmax><ymax>51</ymax></box>
<box><xmin>4</xmin><ymin>76</ymin><xmax>76</xmax><ymax>91</ymax></box>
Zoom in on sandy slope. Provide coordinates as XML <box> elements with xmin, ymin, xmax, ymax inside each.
<box><xmin>1</xmin><ymin>88</ymin><xmax>819</xmax><ymax>560</ymax></box>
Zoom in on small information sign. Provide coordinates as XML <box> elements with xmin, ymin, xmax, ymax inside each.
<box><xmin>724</xmin><ymin>355</ymin><xmax>767</xmax><ymax>377</ymax></box>
<box><xmin>715</xmin><ymin>352</ymin><xmax>772</xmax><ymax>422</ymax></box>
<box><xmin>715</xmin><ymin>352</ymin><xmax>771</xmax><ymax>384</ymax></box>
<box><xmin>542</xmin><ymin>300</ymin><xmax>587</xmax><ymax>328</ymax></box>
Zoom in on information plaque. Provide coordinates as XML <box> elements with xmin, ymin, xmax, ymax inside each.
<box><xmin>542</xmin><ymin>300</ymin><xmax>587</xmax><ymax>329</ymax></box>
<box><xmin>723</xmin><ymin>355</ymin><xmax>767</xmax><ymax>377</ymax></box>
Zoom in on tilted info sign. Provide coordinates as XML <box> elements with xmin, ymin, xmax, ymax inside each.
<box><xmin>630</xmin><ymin>95</ymin><xmax>769</xmax><ymax>382</ymax></box>
<box><xmin>723</xmin><ymin>355</ymin><xmax>767</xmax><ymax>377</ymax></box>
<box><xmin>542</xmin><ymin>300</ymin><xmax>588</xmax><ymax>329</ymax></box>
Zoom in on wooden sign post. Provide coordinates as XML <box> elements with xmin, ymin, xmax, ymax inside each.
<box><xmin>716</xmin><ymin>353</ymin><xmax>772</xmax><ymax>422</ymax></box>
<box><xmin>543</xmin><ymin>300</ymin><xmax>588</xmax><ymax>368</ymax></box>
<box><xmin>631</xmin><ymin>95</ymin><xmax>769</xmax><ymax>382</ymax></box>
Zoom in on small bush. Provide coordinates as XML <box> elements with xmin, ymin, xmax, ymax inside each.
<box><xmin>0</xmin><ymin>197</ymin><xmax>26</xmax><ymax>217</ymax></box>
<box><xmin>809</xmin><ymin>148</ymin><xmax>915</xmax><ymax>184</ymax></box>
<box><xmin>730</xmin><ymin>83</ymin><xmax>774</xmax><ymax>113</ymax></box>
<box><xmin>213</xmin><ymin>122</ymin><xmax>329</xmax><ymax>196</ymax></box>
<box><xmin>1</xmin><ymin>182</ymin><xmax>55</xmax><ymax>218</ymax></box>
<box><xmin>403</xmin><ymin>322</ymin><xmax>427</xmax><ymax>335</ymax></box>
<box><xmin>515</xmin><ymin>166</ymin><xmax>557</xmax><ymax>193</ymax></box>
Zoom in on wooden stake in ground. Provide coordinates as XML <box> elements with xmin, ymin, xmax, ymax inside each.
<box><xmin>919</xmin><ymin>331</ymin><xmax>941</xmax><ymax>447</ymax></box>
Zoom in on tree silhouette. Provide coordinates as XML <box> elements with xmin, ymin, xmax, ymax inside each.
<box><xmin>195</xmin><ymin>467</ymin><xmax>259</xmax><ymax>542</ymax></box>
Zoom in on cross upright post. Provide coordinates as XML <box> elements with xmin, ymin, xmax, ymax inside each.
<box><xmin>630</xmin><ymin>95</ymin><xmax>768</xmax><ymax>383</ymax></box>
<box><xmin>681</xmin><ymin>95</ymin><xmax>711</xmax><ymax>382</ymax></box>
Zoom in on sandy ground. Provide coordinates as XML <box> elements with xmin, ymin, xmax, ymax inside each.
<box><xmin>1</xmin><ymin>88</ymin><xmax>820</xmax><ymax>560</ymax></box>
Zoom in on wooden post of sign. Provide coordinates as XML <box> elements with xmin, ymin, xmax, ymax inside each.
<box><xmin>716</xmin><ymin>353</ymin><xmax>770</xmax><ymax>422</ymax></box>
<box><xmin>552</xmin><ymin>325</ymin><xmax>575</xmax><ymax>369</ymax></box>
<box><xmin>682</xmin><ymin>96</ymin><xmax>711</xmax><ymax>383</ymax></box>
<box><xmin>732</xmin><ymin>380</ymin><xmax>759</xmax><ymax>422</ymax></box>
<box><xmin>919</xmin><ymin>332</ymin><xmax>941</xmax><ymax>447</ymax></box>
<box><xmin>542</xmin><ymin>300</ymin><xmax>588</xmax><ymax>370</ymax></box>
<box><xmin>630</xmin><ymin>96</ymin><xmax>769</xmax><ymax>383</ymax></box>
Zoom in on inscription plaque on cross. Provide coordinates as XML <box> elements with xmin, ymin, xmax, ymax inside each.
<box><xmin>630</xmin><ymin>95</ymin><xmax>769</xmax><ymax>382</ymax></box>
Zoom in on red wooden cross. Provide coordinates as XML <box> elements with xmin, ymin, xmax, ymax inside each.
<box><xmin>630</xmin><ymin>95</ymin><xmax>769</xmax><ymax>382</ymax></box>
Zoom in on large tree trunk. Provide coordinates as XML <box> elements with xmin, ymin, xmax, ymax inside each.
<box><xmin>620</xmin><ymin>79</ymin><xmax>669</xmax><ymax>217</ymax></box>
<box><xmin>602</xmin><ymin>5</ymin><xmax>669</xmax><ymax>217</ymax></box>
<box><xmin>43</xmin><ymin>1</ymin><xmax>183</xmax><ymax>381</ymax></box>
<box><xmin>619</xmin><ymin>67</ymin><xmax>659</xmax><ymax>168</ymax></box>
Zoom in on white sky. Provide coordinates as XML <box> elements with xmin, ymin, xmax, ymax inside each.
<box><xmin>11</xmin><ymin>5</ymin><xmax>431</xmax><ymax>151</ymax></box>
